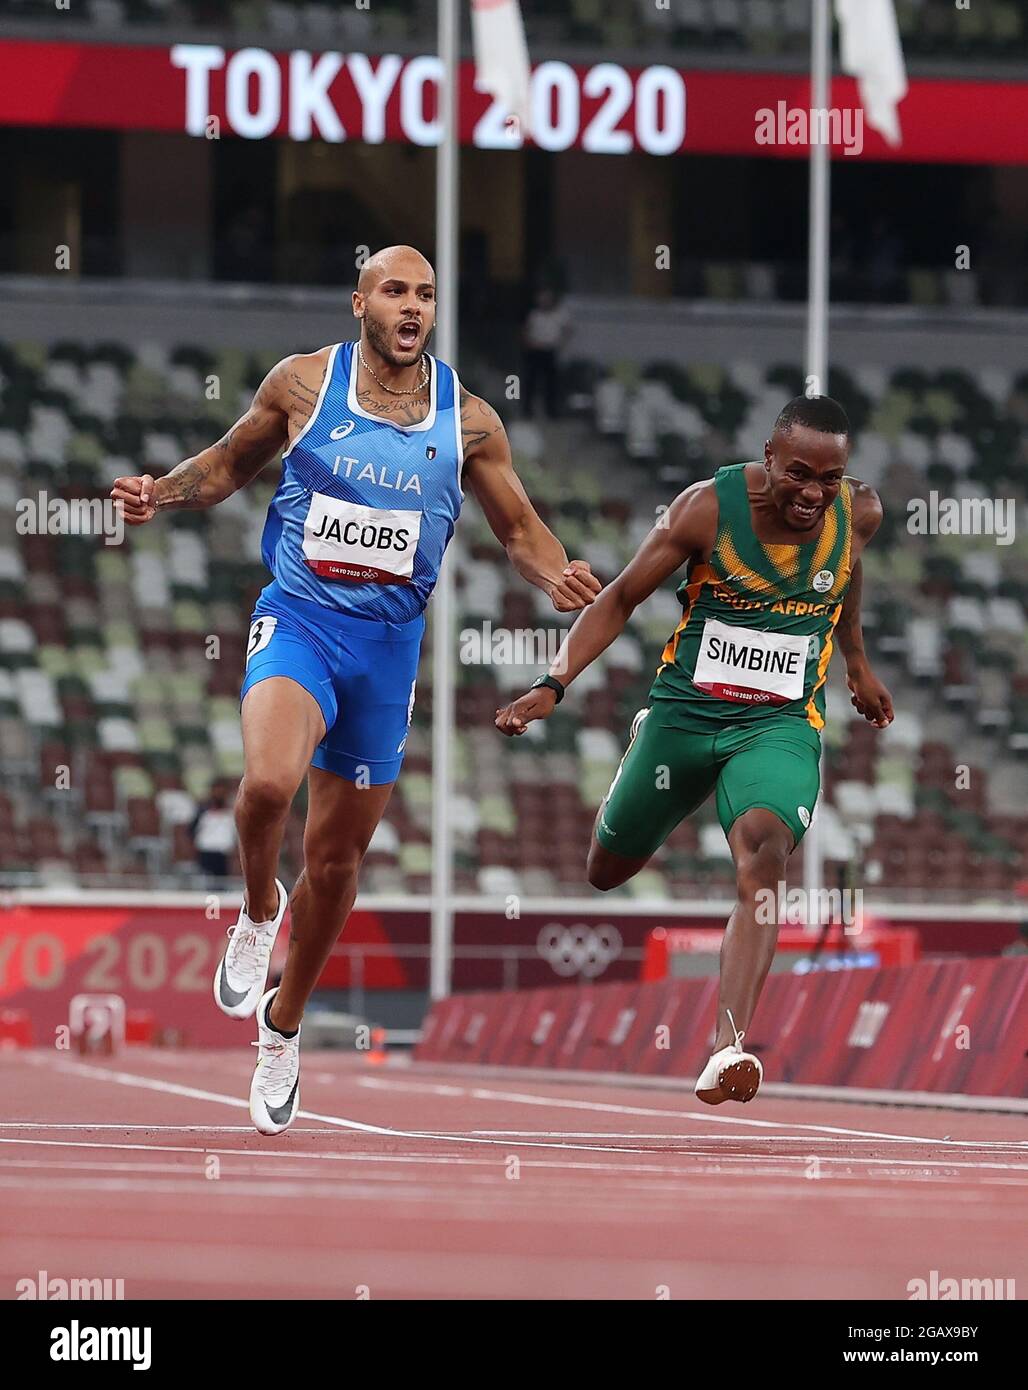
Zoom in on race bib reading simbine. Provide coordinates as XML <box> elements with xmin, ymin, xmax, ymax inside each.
<box><xmin>691</xmin><ymin>618</ymin><xmax>811</xmax><ymax>705</ymax></box>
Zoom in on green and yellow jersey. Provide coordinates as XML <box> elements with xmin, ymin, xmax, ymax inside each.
<box><xmin>651</xmin><ymin>462</ymin><xmax>853</xmax><ymax>732</ymax></box>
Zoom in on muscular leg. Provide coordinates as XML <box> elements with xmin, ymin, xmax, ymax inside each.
<box><xmin>586</xmin><ymin>839</ymin><xmax>650</xmax><ymax>891</ymax></box>
<box><xmin>713</xmin><ymin>807</ymin><xmax>793</xmax><ymax>1050</ymax></box>
<box><xmin>236</xmin><ymin>678</ymin><xmax>326</xmax><ymax>923</ymax></box>
<box><xmin>586</xmin><ymin>707</ymin><xmax>716</xmax><ymax>894</ymax></box>
<box><xmin>586</xmin><ymin>805</ymin><xmax>651</xmax><ymax>891</ymax></box>
<box><xmin>269</xmin><ymin>768</ymin><xmax>394</xmax><ymax>1032</ymax></box>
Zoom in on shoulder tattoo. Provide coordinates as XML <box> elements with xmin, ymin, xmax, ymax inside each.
<box><xmin>460</xmin><ymin>387</ymin><xmax>503</xmax><ymax>453</ymax></box>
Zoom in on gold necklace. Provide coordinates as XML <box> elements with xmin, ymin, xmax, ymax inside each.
<box><xmin>358</xmin><ymin>342</ymin><xmax>429</xmax><ymax>396</ymax></box>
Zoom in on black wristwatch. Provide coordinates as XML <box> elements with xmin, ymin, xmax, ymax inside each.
<box><xmin>530</xmin><ymin>674</ymin><xmax>565</xmax><ymax>704</ymax></box>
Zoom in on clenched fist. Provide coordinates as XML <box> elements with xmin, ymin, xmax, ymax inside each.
<box><xmin>550</xmin><ymin>560</ymin><xmax>601</xmax><ymax>612</ymax></box>
<box><xmin>495</xmin><ymin>685</ymin><xmax>558</xmax><ymax>737</ymax></box>
<box><xmin>847</xmin><ymin>663</ymin><xmax>894</xmax><ymax>729</ymax></box>
<box><xmin>110</xmin><ymin>473</ymin><xmax>158</xmax><ymax>525</ymax></box>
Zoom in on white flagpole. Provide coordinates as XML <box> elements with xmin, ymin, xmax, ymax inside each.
<box><xmin>430</xmin><ymin>0</ymin><xmax>460</xmax><ymax>1000</ymax></box>
<box><xmin>804</xmin><ymin>0</ymin><xmax>831</xmax><ymax>919</ymax></box>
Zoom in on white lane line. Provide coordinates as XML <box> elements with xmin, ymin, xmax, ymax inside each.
<box><xmin>6</xmin><ymin>1123</ymin><xmax>1023</xmax><ymax>1152</ymax></box>
<box><xmin>0</xmin><ymin>1156</ymin><xmax>1006</xmax><ymax>1191</ymax></box>
<box><xmin>0</xmin><ymin>1163</ymin><xmax>1010</xmax><ymax>1202</ymax></box>
<box><xmin>0</xmin><ymin>1174</ymin><xmax>496</xmax><ymax>1203</ymax></box>
<box><xmin>357</xmin><ymin>1075</ymin><xmax>1022</xmax><ymax>1146</ymax></box>
<box><xmin>0</xmin><ymin>1124</ymin><xmax>329</xmax><ymax>1133</ymax></box>
<box><xmin>24</xmin><ymin>1055</ymin><xmax>405</xmax><ymax>1136</ymax></box>
<box><xmin>19</xmin><ymin>1055</ymin><xmax>1024</xmax><ymax>1168</ymax></box>
<box><xmin>460</xmin><ymin>1131</ymin><xmax>1028</xmax><ymax>1148</ymax></box>
<box><xmin>12</xmin><ymin>1055</ymin><xmax>674</xmax><ymax>1157</ymax></box>
<box><xmin>0</xmin><ymin>1157</ymin><xmax>445</xmax><ymax>1182</ymax></box>
<box><xmin>0</xmin><ymin>1136</ymin><xmax>523</xmax><ymax>1165</ymax></box>
<box><xmin>15</xmin><ymin>1158</ymin><xmax>919</xmax><ymax>1204</ymax></box>
<box><xmin>1</xmin><ymin>1134</ymin><xmax>1025</xmax><ymax>1179</ymax></box>
<box><xmin>0</xmin><ymin>1165</ymin><xmax>1018</xmax><ymax>1208</ymax></box>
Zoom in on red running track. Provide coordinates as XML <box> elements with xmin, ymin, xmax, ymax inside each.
<box><xmin>2</xmin><ymin>1048</ymin><xmax>1026</xmax><ymax>1300</ymax></box>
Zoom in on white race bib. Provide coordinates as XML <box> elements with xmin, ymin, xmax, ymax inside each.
<box><xmin>692</xmin><ymin>618</ymin><xmax>811</xmax><ymax>705</ymax></box>
<box><xmin>302</xmin><ymin>494</ymin><xmax>421</xmax><ymax>585</ymax></box>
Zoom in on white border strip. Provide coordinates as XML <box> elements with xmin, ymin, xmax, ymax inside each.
<box><xmin>2</xmin><ymin>889</ymin><xmax>1022</xmax><ymax>921</ymax></box>
<box><xmin>450</xmin><ymin>362</ymin><xmax>465</xmax><ymax>495</ymax></box>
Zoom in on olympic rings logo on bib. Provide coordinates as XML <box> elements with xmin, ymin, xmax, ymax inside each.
<box><xmin>302</xmin><ymin>493</ymin><xmax>421</xmax><ymax>585</ymax></box>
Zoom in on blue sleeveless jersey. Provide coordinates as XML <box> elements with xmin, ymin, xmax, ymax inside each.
<box><xmin>260</xmin><ymin>340</ymin><xmax>464</xmax><ymax>623</ymax></box>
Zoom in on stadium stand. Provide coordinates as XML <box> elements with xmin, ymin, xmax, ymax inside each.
<box><xmin>0</xmin><ymin>0</ymin><xmax>1024</xmax><ymax>61</ymax></box>
<box><xmin>1</xmin><ymin>333</ymin><xmax>1025</xmax><ymax>896</ymax></box>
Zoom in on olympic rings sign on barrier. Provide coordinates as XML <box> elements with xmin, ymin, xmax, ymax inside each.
<box><xmin>536</xmin><ymin>923</ymin><xmax>623</xmax><ymax>979</ymax></box>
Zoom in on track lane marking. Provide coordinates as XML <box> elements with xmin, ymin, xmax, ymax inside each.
<box><xmin>3</xmin><ymin>1122</ymin><xmax>1024</xmax><ymax>1149</ymax></box>
<box><xmin>1</xmin><ymin>1135</ymin><xmax>1025</xmax><ymax>1177</ymax></box>
<box><xmin>11</xmin><ymin>1055</ymin><xmax>685</xmax><ymax>1157</ymax></box>
<box><xmin>14</xmin><ymin>1056</ymin><xmax>1025</xmax><ymax>1173</ymax></box>
<box><xmin>358</xmin><ymin>1075</ymin><xmax>1022</xmax><ymax>1145</ymax></box>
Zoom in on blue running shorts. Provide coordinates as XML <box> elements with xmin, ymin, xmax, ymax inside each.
<box><xmin>240</xmin><ymin>579</ymin><xmax>424</xmax><ymax>785</ymax></box>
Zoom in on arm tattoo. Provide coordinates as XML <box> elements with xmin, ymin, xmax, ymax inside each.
<box><xmin>158</xmin><ymin>358</ymin><xmax>297</xmax><ymax>509</ymax></box>
<box><xmin>288</xmin><ymin>371</ymin><xmax>319</xmax><ymax>421</ymax></box>
<box><xmin>460</xmin><ymin>387</ymin><xmax>502</xmax><ymax>454</ymax></box>
<box><xmin>212</xmin><ymin>410</ymin><xmax>278</xmax><ymax>484</ymax></box>
<box><xmin>155</xmin><ymin>458</ymin><xmax>211</xmax><ymax>509</ymax></box>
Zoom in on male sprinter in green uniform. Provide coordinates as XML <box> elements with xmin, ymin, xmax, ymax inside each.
<box><xmin>496</xmin><ymin>396</ymin><xmax>893</xmax><ymax>1104</ymax></box>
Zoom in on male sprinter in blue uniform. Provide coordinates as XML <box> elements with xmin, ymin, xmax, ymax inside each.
<box><xmin>111</xmin><ymin>246</ymin><xmax>600</xmax><ymax>1134</ymax></box>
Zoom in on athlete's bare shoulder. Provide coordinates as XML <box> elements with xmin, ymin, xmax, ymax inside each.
<box><xmin>269</xmin><ymin>347</ymin><xmax>331</xmax><ymax>403</ymax></box>
<box><xmin>664</xmin><ymin>476</ymin><xmax>719</xmax><ymax>556</ymax></box>
<box><xmin>845</xmin><ymin>476</ymin><xmax>884</xmax><ymax>542</ymax></box>
<box><xmin>259</xmin><ymin>348</ymin><xmax>331</xmax><ymax>443</ymax></box>
<box><xmin>459</xmin><ymin>385</ymin><xmax>506</xmax><ymax>460</ymax></box>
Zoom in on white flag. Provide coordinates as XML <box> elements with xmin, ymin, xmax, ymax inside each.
<box><xmin>835</xmin><ymin>0</ymin><xmax>908</xmax><ymax>147</ymax></box>
<box><xmin>471</xmin><ymin>0</ymin><xmax>532</xmax><ymax>138</ymax></box>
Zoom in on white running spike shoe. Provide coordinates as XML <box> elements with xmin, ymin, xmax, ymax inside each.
<box><xmin>213</xmin><ymin>879</ymin><xmax>288</xmax><ymax>1020</ymax></box>
<box><xmin>694</xmin><ymin>1009</ymin><xmax>763</xmax><ymax>1105</ymax></box>
<box><xmin>250</xmin><ymin>988</ymin><xmax>301</xmax><ymax>1136</ymax></box>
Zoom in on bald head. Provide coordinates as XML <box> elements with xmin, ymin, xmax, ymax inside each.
<box><xmin>353</xmin><ymin>245</ymin><xmax>437</xmax><ymax>370</ymax></box>
<box><xmin>357</xmin><ymin>245</ymin><xmax>434</xmax><ymax>295</ymax></box>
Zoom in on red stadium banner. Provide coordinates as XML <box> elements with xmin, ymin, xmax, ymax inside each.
<box><xmin>415</xmin><ymin>958</ymin><xmax>1028</xmax><ymax>1099</ymax></box>
<box><xmin>0</xmin><ymin>899</ymin><xmax>432</xmax><ymax>1045</ymax></box>
<box><xmin>0</xmin><ymin>901</ymin><xmax>251</xmax><ymax>1046</ymax></box>
<box><xmin>0</xmin><ymin>40</ymin><xmax>1026</xmax><ymax>162</ymax></box>
<box><xmin>0</xmin><ymin>899</ymin><xmax>1021</xmax><ymax>1051</ymax></box>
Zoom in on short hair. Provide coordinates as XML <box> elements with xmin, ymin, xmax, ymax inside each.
<box><xmin>773</xmin><ymin>395</ymin><xmax>850</xmax><ymax>440</ymax></box>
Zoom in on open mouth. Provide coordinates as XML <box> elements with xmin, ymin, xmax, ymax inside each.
<box><xmin>396</xmin><ymin>322</ymin><xmax>420</xmax><ymax>350</ymax></box>
<box><xmin>791</xmin><ymin>501</ymin><xmax>821</xmax><ymax>524</ymax></box>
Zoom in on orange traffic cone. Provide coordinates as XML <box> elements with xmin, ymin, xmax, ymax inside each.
<box><xmin>365</xmin><ymin>1027</ymin><xmax>387</xmax><ymax>1065</ymax></box>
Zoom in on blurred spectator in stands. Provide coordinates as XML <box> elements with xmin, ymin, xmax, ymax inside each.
<box><xmin>865</xmin><ymin>214</ymin><xmax>905</xmax><ymax>303</ymax></box>
<box><xmin>191</xmin><ymin>780</ymin><xmax>237</xmax><ymax>881</ymax></box>
<box><xmin>222</xmin><ymin>203</ymin><xmax>273</xmax><ymax>282</ymax></box>
<box><xmin>830</xmin><ymin>209</ymin><xmax>858</xmax><ymax>300</ymax></box>
<box><xmin>522</xmin><ymin>288</ymin><xmax>569</xmax><ymax>420</ymax></box>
